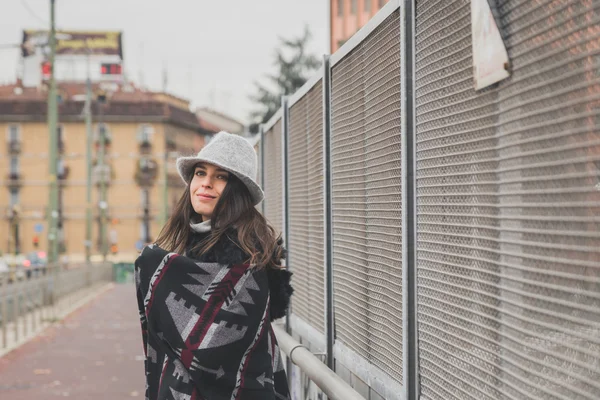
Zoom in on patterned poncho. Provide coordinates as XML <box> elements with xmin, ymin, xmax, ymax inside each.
<box><xmin>134</xmin><ymin>242</ymin><xmax>291</xmax><ymax>400</ymax></box>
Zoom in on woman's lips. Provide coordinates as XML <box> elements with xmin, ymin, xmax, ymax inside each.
<box><xmin>197</xmin><ymin>194</ymin><xmax>215</xmax><ymax>201</ymax></box>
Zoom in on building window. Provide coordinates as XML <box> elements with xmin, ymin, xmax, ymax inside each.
<box><xmin>337</xmin><ymin>0</ymin><xmax>344</xmax><ymax>16</ymax></box>
<box><xmin>95</xmin><ymin>123</ymin><xmax>112</xmax><ymax>143</ymax></box>
<box><xmin>57</xmin><ymin>125</ymin><xmax>65</xmax><ymax>141</ymax></box>
<box><xmin>364</xmin><ymin>0</ymin><xmax>372</xmax><ymax>12</ymax></box>
<box><xmin>137</xmin><ymin>124</ymin><xmax>154</xmax><ymax>144</ymax></box>
<box><xmin>57</xmin><ymin>158</ymin><xmax>69</xmax><ymax>179</ymax></box>
<box><xmin>7</xmin><ymin>125</ymin><xmax>20</xmax><ymax>142</ymax></box>
<box><xmin>351</xmin><ymin>0</ymin><xmax>357</xmax><ymax>13</ymax></box>
<box><xmin>10</xmin><ymin>156</ymin><xmax>19</xmax><ymax>174</ymax></box>
<box><xmin>139</xmin><ymin>156</ymin><xmax>153</xmax><ymax>171</ymax></box>
<box><xmin>140</xmin><ymin>188</ymin><xmax>150</xmax><ymax>242</ymax></box>
<box><xmin>57</xmin><ymin>124</ymin><xmax>66</xmax><ymax>152</ymax></box>
<box><xmin>9</xmin><ymin>188</ymin><xmax>19</xmax><ymax>206</ymax></box>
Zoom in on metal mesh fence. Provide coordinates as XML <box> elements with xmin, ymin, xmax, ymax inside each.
<box><xmin>288</xmin><ymin>81</ymin><xmax>326</xmax><ymax>333</ymax></box>
<box><xmin>330</xmin><ymin>10</ymin><xmax>403</xmax><ymax>384</ymax></box>
<box><xmin>263</xmin><ymin>120</ymin><xmax>284</xmax><ymax>235</ymax></box>
<box><xmin>415</xmin><ymin>0</ymin><xmax>600</xmax><ymax>399</ymax></box>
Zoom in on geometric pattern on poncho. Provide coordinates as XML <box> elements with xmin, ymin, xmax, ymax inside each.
<box><xmin>135</xmin><ymin>245</ymin><xmax>291</xmax><ymax>400</ymax></box>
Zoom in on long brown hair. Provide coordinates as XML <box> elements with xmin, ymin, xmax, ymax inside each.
<box><xmin>154</xmin><ymin>169</ymin><xmax>283</xmax><ymax>269</ymax></box>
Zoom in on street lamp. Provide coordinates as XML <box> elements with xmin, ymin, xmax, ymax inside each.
<box><xmin>47</xmin><ymin>0</ymin><xmax>59</xmax><ymax>264</ymax></box>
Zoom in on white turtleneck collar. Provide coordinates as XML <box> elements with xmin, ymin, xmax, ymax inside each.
<box><xmin>190</xmin><ymin>219</ymin><xmax>211</xmax><ymax>233</ymax></box>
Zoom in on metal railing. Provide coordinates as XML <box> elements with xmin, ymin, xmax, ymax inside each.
<box><xmin>259</xmin><ymin>0</ymin><xmax>600</xmax><ymax>399</ymax></box>
<box><xmin>273</xmin><ymin>324</ymin><xmax>364</xmax><ymax>400</ymax></box>
<box><xmin>0</xmin><ymin>262</ymin><xmax>112</xmax><ymax>352</ymax></box>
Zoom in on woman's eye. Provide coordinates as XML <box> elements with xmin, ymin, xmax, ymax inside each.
<box><xmin>218</xmin><ymin>175</ymin><xmax>229</xmax><ymax>180</ymax></box>
<box><xmin>195</xmin><ymin>171</ymin><xmax>205</xmax><ymax>176</ymax></box>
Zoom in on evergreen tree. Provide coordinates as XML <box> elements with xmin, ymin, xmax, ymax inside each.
<box><xmin>249</xmin><ymin>25</ymin><xmax>320</xmax><ymax>129</ymax></box>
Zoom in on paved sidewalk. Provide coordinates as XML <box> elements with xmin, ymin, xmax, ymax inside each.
<box><xmin>0</xmin><ymin>284</ymin><xmax>146</xmax><ymax>399</ymax></box>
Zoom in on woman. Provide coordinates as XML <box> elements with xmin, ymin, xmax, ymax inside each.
<box><xmin>134</xmin><ymin>131</ymin><xmax>293</xmax><ymax>400</ymax></box>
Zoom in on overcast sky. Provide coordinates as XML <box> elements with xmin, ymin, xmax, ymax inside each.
<box><xmin>0</xmin><ymin>0</ymin><xmax>329</xmax><ymax>123</ymax></box>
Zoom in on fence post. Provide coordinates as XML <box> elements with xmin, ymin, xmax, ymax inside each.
<box><xmin>259</xmin><ymin>124</ymin><xmax>266</xmax><ymax>216</ymax></box>
<box><xmin>32</xmin><ymin>271</ymin><xmax>38</xmax><ymax>333</ymax></box>
<box><xmin>1</xmin><ymin>274</ymin><xmax>7</xmax><ymax>349</ymax></box>
<box><xmin>24</xmin><ymin>278</ymin><xmax>29</xmax><ymax>338</ymax></box>
<box><xmin>13</xmin><ymin>283</ymin><xmax>19</xmax><ymax>343</ymax></box>
<box><xmin>401</xmin><ymin>0</ymin><xmax>419</xmax><ymax>399</ymax></box>
<box><xmin>51</xmin><ymin>263</ymin><xmax>58</xmax><ymax>320</ymax></box>
<box><xmin>281</xmin><ymin>95</ymin><xmax>293</xmax><ymax>387</ymax></box>
<box><xmin>281</xmin><ymin>95</ymin><xmax>291</xmax><ymax>334</ymax></box>
<box><xmin>322</xmin><ymin>54</ymin><xmax>335</xmax><ymax>370</ymax></box>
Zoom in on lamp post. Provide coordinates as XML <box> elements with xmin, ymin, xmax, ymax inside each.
<box><xmin>96</xmin><ymin>96</ymin><xmax>108</xmax><ymax>261</ymax></box>
<box><xmin>47</xmin><ymin>0</ymin><xmax>59</xmax><ymax>264</ymax></box>
<box><xmin>84</xmin><ymin>52</ymin><xmax>93</xmax><ymax>262</ymax></box>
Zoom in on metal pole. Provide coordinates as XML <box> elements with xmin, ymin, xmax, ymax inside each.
<box><xmin>13</xmin><ymin>209</ymin><xmax>21</xmax><ymax>255</ymax></box>
<box><xmin>281</xmin><ymin>96</ymin><xmax>294</xmax><ymax>387</ymax></box>
<box><xmin>144</xmin><ymin>188</ymin><xmax>150</xmax><ymax>243</ymax></box>
<box><xmin>57</xmin><ymin>157</ymin><xmax>63</xmax><ymax>256</ymax></box>
<box><xmin>14</xmin><ymin>288</ymin><xmax>19</xmax><ymax>343</ymax></box>
<box><xmin>1</xmin><ymin>275</ymin><xmax>7</xmax><ymax>349</ymax></box>
<box><xmin>322</xmin><ymin>54</ymin><xmax>335</xmax><ymax>370</ymax></box>
<box><xmin>84</xmin><ymin>61</ymin><xmax>93</xmax><ymax>262</ymax></box>
<box><xmin>259</xmin><ymin>124</ymin><xmax>265</xmax><ymax>216</ymax></box>
<box><xmin>98</xmin><ymin>102</ymin><xmax>107</xmax><ymax>261</ymax></box>
<box><xmin>47</xmin><ymin>0</ymin><xmax>59</xmax><ymax>264</ymax></box>
<box><xmin>273</xmin><ymin>325</ymin><xmax>365</xmax><ymax>400</ymax></box>
<box><xmin>282</xmin><ymin>96</ymin><xmax>290</xmax><ymax>335</ymax></box>
<box><xmin>401</xmin><ymin>0</ymin><xmax>419</xmax><ymax>399</ymax></box>
<box><xmin>162</xmin><ymin>130</ymin><xmax>169</xmax><ymax>226</ymax></box>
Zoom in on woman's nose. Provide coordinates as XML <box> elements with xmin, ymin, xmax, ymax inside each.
<box><xmin>201</xmin><ymin>176</ymin><xmax>212</xmax><ymax>188</ymax></box>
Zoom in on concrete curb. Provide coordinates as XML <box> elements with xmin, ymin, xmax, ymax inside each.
<box><xmin>0</xmin><ymin>281</ymin><xmax>116</xmax><ymax>359</ymax></box>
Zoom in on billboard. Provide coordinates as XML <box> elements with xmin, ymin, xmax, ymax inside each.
<box><xmin>21</xmin><ymin>30</ymin><xmax>123</xmax><ymax>59</ymax></box>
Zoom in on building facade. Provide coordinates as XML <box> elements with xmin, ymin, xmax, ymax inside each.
<box><xmin>195</xmin><ymin>107</ymin><xmax>245</xmax><ymax>135</ymax></box>
<box><xmin>0</xmin><ymin>82</ymin><xmax>213</xmax><ymax>261</ymax></box>
<box><xmin>330</xmin><ymin>0</ymin><xmax>390</xmax><ymax>53</ymax></box>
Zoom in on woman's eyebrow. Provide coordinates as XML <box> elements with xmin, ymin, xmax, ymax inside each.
<box><xmin>195</xmin><ymin>165</ymin><xmax>228</xmax><ymax>173</ymax></box>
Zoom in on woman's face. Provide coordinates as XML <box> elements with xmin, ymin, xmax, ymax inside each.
<box><xmin>189</xmin><ymin>163</ymin><xmax>230</xmax><ymax>221</ymax></box>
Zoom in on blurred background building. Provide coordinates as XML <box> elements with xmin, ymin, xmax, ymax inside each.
<box><xmin>0</xmin><ymin>29</ymin><xmax>243</xmax><ymax>261</ymax></box>
<box><xmin>330</xmin><ymin>0</ymin><xmax>390</xmax><ymax>52</ymax></box>
<box><xmin>196</xmin><ymin>107</ymin><xmax>244</xmax><ymax>136</ymax></box>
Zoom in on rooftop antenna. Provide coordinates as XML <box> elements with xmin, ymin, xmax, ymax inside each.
<box><xmin>162</xmin><ymin>61</ymin><xmax>168</xmax><ymax>93</ymax></box>
<box><xmin>138</xmin><ymin>42</ymin><xmax>145</xmax><ymax>89</ymax></box>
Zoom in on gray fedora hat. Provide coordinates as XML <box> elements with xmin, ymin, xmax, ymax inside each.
<box><xmin>176</xmin><ymin>131</ymin><xmax>264</xmax><ymax>205</ymax></box>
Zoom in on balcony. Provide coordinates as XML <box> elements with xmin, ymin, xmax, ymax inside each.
<box><xmin>7</xmin><ymin>172</ymin><xmax>22</xmax><ymax>188</ymax></box>
<box><xmin>58</xmin><ymin>165</ymin><xmax>70</xmax><ymax>181</ymax></box>
<box><xmin>8</xmin><ymin>140</ymin><xmax>21</xmax><ymax>154</ymax></box>
<box><xmin>139</xmin><ymin>140</ymin><xmax>152</xmax><ymax>155</ymax></box>
<box><xmin>135</xmin><ymin>158</ymin><xmax>158</xmax><ymax>187</ymax></box>
<box><xmin>92</xmin><ymin>164</ymin><xmax>112</xmax><ymax>186</ymax></box>
<box><xmin>95</xmin><ymin>137</ymin><xmax>112</xmax><ymax>151</ymax></box>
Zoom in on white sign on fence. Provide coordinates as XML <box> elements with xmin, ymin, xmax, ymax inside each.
<box><xmin>471</xmin><ymin>0</ymin><xmax>511</xmax><ymax>90</ymax></box>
